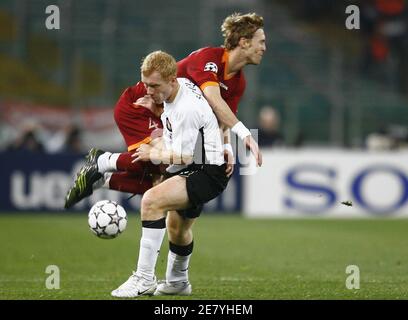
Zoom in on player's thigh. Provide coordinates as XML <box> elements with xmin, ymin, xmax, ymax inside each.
<box><xmin>144</xmin><ymin>175</ymin><xmax>190</xmax><ymax>211</ymax></box>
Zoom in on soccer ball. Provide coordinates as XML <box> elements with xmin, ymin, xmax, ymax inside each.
<box><xmin>88</xmin><ymin>200</ymin><xmax>127</xmax><ymax>239</ymax></box>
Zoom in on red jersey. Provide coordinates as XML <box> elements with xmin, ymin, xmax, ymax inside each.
<box><xmin>115</xmin><ymin>47</ymin><xmax>245</xmax><ymax>151</ymax></box>
<box><xmin>114</xmin><ymin>82</ymin><xmax>163</xmax><ymax>151</ymax></box>
<box><xmin>177</xmin><ymin>47</ymin><xmax>246</xmax><ymax>115</ymax></box>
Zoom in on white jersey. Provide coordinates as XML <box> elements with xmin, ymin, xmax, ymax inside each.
<box><xmin>162</xmin><ymin>78</ymin><xmax>224</xmax><ymax>173</ymax></box>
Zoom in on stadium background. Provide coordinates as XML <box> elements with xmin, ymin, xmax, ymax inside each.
<box><xmin>1</xmin><ymin>0</ymin><xmax>408</xmax><ymax>300</ymax></box>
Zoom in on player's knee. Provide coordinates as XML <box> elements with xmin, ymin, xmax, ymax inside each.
<box><xmin>141</xmin><ymin>189</ymin><xmax>162</xmax><ymax>219</ymax></box>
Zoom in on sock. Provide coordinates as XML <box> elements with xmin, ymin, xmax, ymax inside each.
<box><xmin>136</xmin><ymin>218</ymin><xmax>166</xmax><ymax>280</ymax></box>
<box><xmin>97</xmin><ymin>152</ymin><xmax>120</xmax><ymax>173</ymax></box>
<box><xmin>108</xmin><ymin>172</ymin><xmax>153</xmax><ymax>194</ymax></box>
<box><xmin>93</xmin><ymin>172</ymin><xmax>111</xmax><ymax>190</ymax></box>
<box><xmin>116</xmin><ymin>152</ymin><xmax>161</xmax><ymax>174</ymax></box>
<box><xmin>166</xmin><ymin>241</ymin><xmax>194</xmax><ymax>283</ymax></box>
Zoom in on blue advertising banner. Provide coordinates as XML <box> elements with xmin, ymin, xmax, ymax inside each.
<box><xmin>0</xmin><ymin>151</ymin><xmax>242</xmax><ymax>213</ymax></box>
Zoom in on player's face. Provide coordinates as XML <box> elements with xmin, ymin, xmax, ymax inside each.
<box><xmin>246</xmin><ymin>28</ymin><xmax>266</xmax><ymax>65</ymax></box>
<box><xmin>142</xmin><ymin>71</ymin><xmax>174</xmax><ymax>104</ymax></box>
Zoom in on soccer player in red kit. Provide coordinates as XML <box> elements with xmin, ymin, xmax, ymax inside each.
<box><xmin>64</xmin><ymin>12</ymin><xmax>265</xmax><ymax>209</ymax></box>
<box><xmin>64</xmin><ymin>82</ymin><xmax>164</xmax><ymax>208</ymax></box>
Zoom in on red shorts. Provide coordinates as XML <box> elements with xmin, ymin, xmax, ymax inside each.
<box><xmin>114</xmin><ymin>103</ymin><xmax>163</xmax><ymax>151</ymax></box>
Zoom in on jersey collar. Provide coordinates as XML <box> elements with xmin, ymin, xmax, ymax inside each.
<box><xmin>166</xmin><ymin>78</ymin><xmax>183</xmax><ymax>106</ymax></box>
<box><xmin>222</xmin><ymin>49</ymin><xmax>239</xmax><ymax>81</ymax></box>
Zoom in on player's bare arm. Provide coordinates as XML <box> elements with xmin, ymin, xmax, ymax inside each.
<box><xmin>204</xmin><ymin>85</ymin><xmax>240</xmax><ymax>129</ymax></box>
<box><xmin>149</xmin><ymin>136</ymin><xmax>163</xmax><ymax>148</ymax></box>
<box><xmin>132</xmin><ymin>143</ymin><xmax>193</xmax><ymax>166</ymax></box>
<box><xmin>203</xmin><ymin>85</ymin><xmax>262</xmax><ymax>166</ymax></box>
<box><xmin>220</xmin><ymin>125</ymin><xmax>234</xmax><ymax>177</ymax></box>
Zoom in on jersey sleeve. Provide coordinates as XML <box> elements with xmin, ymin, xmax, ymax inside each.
<box><xmin>116</xmin><ymin>87</ymin><xmax>133</xmax><ymax>107</ymax></box>
<box><xmin>184</xmin><ymin>49</ymin><xmax>221</xmax><ymax>91</ymax></box>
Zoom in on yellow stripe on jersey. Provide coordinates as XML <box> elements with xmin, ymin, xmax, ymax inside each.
<box><xmin>128</xmin><ymin>136</ymin><xmax>152</xmax><ymax>151</ymax></box>
<box><xmin>200</xmin><ymin>81</ymin><xmax>219</xmax><ymax>92</ymax></box>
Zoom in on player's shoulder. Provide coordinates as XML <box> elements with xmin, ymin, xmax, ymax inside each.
<box><xmin>198</xmin><ymin>46</ymin><xmax>224</xmax><ymax>55</ymax></box>
<box><xmin>179</xmin><ymin>77</ymin><xmax>198</xmax><ymax>88</ymax></box>
<box><xmin>187</xmin><ymin>46</ymin><xmax>224</xmax><ymax>61</ymax></box>
<box><xmin>177</xmin><ymin>78</ymin><xmax>207</xmax><ymax>111</ymax></box>
<box><xmin>179</xmin><ymin>78</ymin><xmax>204</xmax><ymax>100</ymax></box>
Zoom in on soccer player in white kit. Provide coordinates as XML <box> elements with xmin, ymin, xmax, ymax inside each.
<box><xmin>111</xmin><ymin>51</ymin><xmax>229</xmax><ymax>298</ymax></box>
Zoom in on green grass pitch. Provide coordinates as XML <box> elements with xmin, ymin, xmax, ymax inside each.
<box><xmin>1</xmin><ymin>213</ymin><xmax>408</xmax><ymax>300</ymax></box>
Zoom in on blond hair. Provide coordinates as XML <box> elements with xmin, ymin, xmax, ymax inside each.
<box><xmin>141</xmin><ymin>50</ymin><xmax>177</xmax><ymax>81</ymax></box>
<box><xmin>221</xmin><ymin>13</ymin><xmax>264</xmax><ymax>50</ymax></box>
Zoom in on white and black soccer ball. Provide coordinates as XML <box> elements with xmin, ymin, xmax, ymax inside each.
<box><xmin>88</xmin><ymin>200</ymin><xmax>127</xmax><ymax>239</ymax></box>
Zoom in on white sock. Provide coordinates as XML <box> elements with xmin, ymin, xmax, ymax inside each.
<box><xmin>166</xmin><ymin>251</ymin><xmax>191</xmax><ymax>283</ymax></box>
<box><xmin>93</xmin><ymin>172</ymin><xmax>111</xmax><ymax>190</ymax></box>
<box><xmin>136</xmin><ymin>227</ymin><xmax>166</xmax><ymax>280</ymax></box>
<box><xmin>97</xmin><ymin>152</ymin><xmax>120</xmax><ymax>173</ymax></box>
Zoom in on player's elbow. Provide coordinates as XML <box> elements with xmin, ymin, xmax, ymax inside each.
<box><xmin>181</xmin><ymin>154</ymin><xmax>193</xmax><ymax>165</ymax></box>
<box><xmin>171</xmin><ymin>153</ymin><xmax>193</xmax><ymax>166</ymax></box>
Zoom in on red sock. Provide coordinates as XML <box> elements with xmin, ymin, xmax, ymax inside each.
<box><xmin>116</xmin><ymin>152</ymin><xmax>161</xmax><ymax>174</ymax></box>
<box><xmin>109</xmin><ymin>172</ymin><xmax>153</xmax><ymax>194</ymax></box>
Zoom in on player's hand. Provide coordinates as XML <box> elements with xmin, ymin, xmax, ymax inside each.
<box><xmin>134</xmin><ymin>95</ymin><xmax>154</xmax><ymax>110</ymax></box>
<box><xmin>224</xmin><ymin>149</ymin><xmax>234</xmax><ymax>177</ymax></box>
<box><xmin>134</xmin><ymin>95</ymin><xmax>163</xmax><ymax>118</ymax></box>
<box><xmin>244</xmin><ymin>135</ymin><xmax>263</xmax><ymax>167</ymax></box>
<box><xmin>132</xmin><ymin>143</ymin><xmax>152</xmax><ymax>162</ymax></box>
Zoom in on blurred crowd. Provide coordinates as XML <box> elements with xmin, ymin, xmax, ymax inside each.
<box><xmin>4</xmin><ymin>122</ymin><xmax>83</xmax><ymax>154</ymax></box>
<box><xmin>365</xmin><ymin>124</ymin><xmax>408</xmax><ymax>150</ymax></box>
<box><xmin>360</xmin><ymin>0</ymin><xmax>408</xmax><ymax>93</ymax></box>
<box><xmin>7</xmin><ymin>104</ymin><xmax>406</xmax><ymax>153</ymax></box>
<box><xmin>257</xmin><ymin>106</ymin><xmax>284</xmax><ymax>148</ymax></box>
<box><xmin>2</xmin><ymin>105</ymin><xmax>287</xmax><ymax>155</ymax></box>
<box><xmin>2</xmin><ymin>0</ymin><xmax>407</xmax><ymax>152</ymax></box>
<box><xmin>298</xmin><ymin>0</ymin><xmax>408</xmax><ymax>94</ymax></box>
